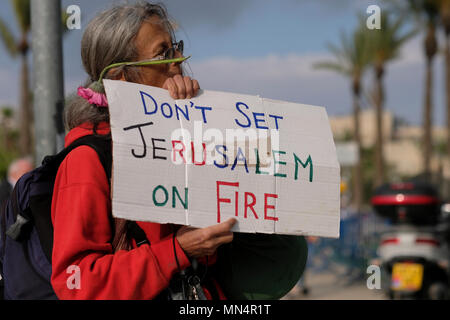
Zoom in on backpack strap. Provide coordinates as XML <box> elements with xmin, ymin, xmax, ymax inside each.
<box><xmin>42</xmin><ymin>134</ymin><xmax>112</xmax><ymax>181</ymax></box>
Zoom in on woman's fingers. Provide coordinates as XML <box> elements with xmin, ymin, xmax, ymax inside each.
<box><xmin>173</xmin><ymin>75</ymin><xmax>186</xmax><ymax>99</ymax></box>
<box><xmin>163</xmin><ymin>77</ymin><xmax>177</xmax><ymax>99</ymax></box>
<box><xmin>192</xmin><ymin>79</ymin><xmax>200</xmax><ymax>97</ymax></box>
<box><xmin>183</xmin><ymin>76</ymin><xmax>194</xmax><ymax>99</ymax></box>
<box><xmin>164</xmin><ymin>75</ymin><xmax>200</xmax><ymax>100</ymax></box>
<box><xmin>176</xmin><ymin>218</ymin><xmax>237</xmax><ymax>258</ymax></box>
<box><xmin>206</xmin><ymin>218</ymin><xmax>237</xmax><ymax>237</ymax></box>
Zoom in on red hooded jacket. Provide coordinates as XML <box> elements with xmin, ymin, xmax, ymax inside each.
<box><xmin>50</xmin><ymin>122</ymin><xmax>222</xmax><ymax>300</ymax></box>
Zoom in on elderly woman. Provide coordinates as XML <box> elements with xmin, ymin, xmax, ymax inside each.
<box><xmin>51</xmin><ymin>2</ymin><xmax>236</xmax><ymax>300</ymax></box>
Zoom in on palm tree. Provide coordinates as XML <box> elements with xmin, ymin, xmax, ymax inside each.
<box><xmin>368</xmin><ymin>13</ymin><xmax>416</xmax><ymax>187</ymax></box>
<box><xmin>438</xmin><ymin>0</ymin><xmax>450</xmax><ymax>164</ymax></box>
<box><xmin>0</xmin><ymin>0</ymin><xmax>32</xmax><ymax>156</ymax></box>
<box><xmin>388</xmin><ymin>0</ymin><xmax>450</xmax><ymax>180</ymax></box>
<box><xmin>315</xmin><ymin>18</ymin><xmax>372</xmax><ymax>211</ymax></box>
<box><xmin>410</xmin><ymin>0</ymin><xmax>440</xmax><ymax>180</ymax></box>
<box><xmin>0</xmin><ymin>1</ymin><xmax>68</xmax><ymax>158</ymax></box>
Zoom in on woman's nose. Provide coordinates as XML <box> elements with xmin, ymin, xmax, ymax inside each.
<box><xmin>171</xmin><ymin>50</ymin><xmax>184</xmax><ymax>69</ymax></box>
<box><xmin>174</xmin><ymin>48</ymin><xmax>183</xmax><ymax>59</ymax></box>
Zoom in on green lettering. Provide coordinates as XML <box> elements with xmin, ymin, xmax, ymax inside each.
<box><xmin>294</xmin><ymin>154</ymin><xmax>313</xmax><ymax>182</ymax></box>
<box><xmin>255</xmin><ymin>148</ymin><xmax>269</xmax><ymax>175</ymax></box>
<box><xmin>153</xmin><ymin>185</ymin><xmax>169</xmax><ymax>206</ymax></box>
<box><xmin>273</xmin><ymin>150</ymin><xmax>287</xmax><ymax>178</ymax></box>
<box><xmin>172</xmin><ymin>186</ymin><xmax>188</xmax><ymax>209</ymax></box>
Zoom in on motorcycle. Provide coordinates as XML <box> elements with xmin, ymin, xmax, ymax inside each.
<box><xmin>371</xmin><ymin>182</ymin><xmax>449</xmax><ymax>300</ymax></box>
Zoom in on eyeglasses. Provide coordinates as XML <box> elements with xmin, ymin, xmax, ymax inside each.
<box><xmin>98</xmin><ymin>40</ymin><xmax>189</xmax><ymax>82</ymax></box>
<box><xmin>154</xmin><ymin>40</ymin><xmax>184</xmax><ymax>61</ymax></box>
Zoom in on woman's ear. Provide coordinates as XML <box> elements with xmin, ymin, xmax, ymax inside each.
<box><xmin>107</xmin><ymin>67</ymin><xmax>127</xmax><ymax>81</ymax></box>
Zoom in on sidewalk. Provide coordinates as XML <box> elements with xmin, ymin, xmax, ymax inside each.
<box><xmin>282</xmin><ymin>270</ymin><xmax>387</xmax><ymax>300</ymax></box>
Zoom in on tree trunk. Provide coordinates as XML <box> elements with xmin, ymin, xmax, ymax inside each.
<box><xmin>19</xmin><ymin>51</ymin><xmax>33</xmax><ymax>156</ymax></box>
<box><xmin>352</xmin><ymin>79</ymin><xmax>363</xmax><ymax>212</ymax></box>
<box><xmin>446</xmin><ymin>35</ymin><xmax>450</xmax><ymax>167</ymax></box>
<box><xmin>374</xmin><ymin>65</ymin><xmax>385</xmax><ymax>188</ymax></box>
<box><xmin>423</xmin><ymin>57</ymin><xmax>434</xmax><ymax>181</ymax></box>
<box><xmin>422</xmin><ymin>22</ymin><xmax>437</xmax><ymax>183</ymax></box>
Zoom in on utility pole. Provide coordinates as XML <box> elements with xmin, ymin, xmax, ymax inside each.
<box><xmin>31</xmin><ymin>0</ymin><xmax>65</xmax><ymax>165</ymax></box>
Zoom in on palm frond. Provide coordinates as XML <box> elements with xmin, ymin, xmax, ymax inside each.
<box><xmin>370</xmin><ymin>13</ymin><xmax>417</xmax><ymax>63</ymax></box>
<box><xmin>317</xmin><ymin>19</ymin><xmax>374</xmax><ymax>80</ymax></box>
<box><xmin>61</xmin><ymin>10</ymin><xmax>70</xmax><ymax>34</ymax></box>
<box><xmin>313</xmin><ymin>61</ymin><xmax>350</xmax><ymax>75</ymax></box>
<box><xmin>354</xmin><ymin>14</ymin><xmax>375</xmax><ymax>68</ymax></box>
<box><xmin>0</xmin><ymin>17</ymin><xmax>18</xmax><ymax>57</ymax></box>
<box><xmin>10</xmin><ymin>0</ymin><xmax>30</xmax><ymax>33</ymax></box>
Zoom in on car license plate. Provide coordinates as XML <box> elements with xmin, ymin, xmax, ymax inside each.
<box><xmin>391</xmin><ymin>263</ymin><xmax>424</xmax><ymax>291</ymax></box>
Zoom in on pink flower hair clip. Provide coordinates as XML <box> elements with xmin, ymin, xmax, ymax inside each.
<box><xmin>77</xmin><ymin>84</ymin><xmax>108</xmax><ymax>108</ymax></box>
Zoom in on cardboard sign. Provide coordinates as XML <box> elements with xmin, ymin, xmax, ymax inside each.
<box><xmin>104</xmin><ymin>80</ymin><xmax>340</xmax><ymax>237</ymax></box>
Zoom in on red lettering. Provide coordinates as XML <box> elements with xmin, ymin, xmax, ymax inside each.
<box><xmin>191</xmin><ymin>142</ymin><xmax>207</xmax><ymax>166</ymax></box>
<box><xmin>172</xmin><ymin>140</ymin><xmax>186</xmax><ymax>163</ymax></box>
<box><xmin>235</xmin><ymin>191</ymin><xmax>239</xmax><ymax>217</ymax></box>
<box><xmin>216</xmin><ymin>181</ymin><xmax>239</xmax><ymax>223</ymax></box>
<box><xmin>264</xmin><ymin>193</ymin><xmax>278</xmax><ymax>221</ymax></box>
<box><xmin>244</xmin><ymin>192</ymin><xmax>258</xmax><ymax>219</ymax></box>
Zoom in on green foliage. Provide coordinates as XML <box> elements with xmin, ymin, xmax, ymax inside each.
<box><xmin>11</xmin><ymin>0</ymin><xmax>30</xmax><ymax>33</ymax></box>
<box><xmin>368</xmin><ymin>13</ymin><xmax>417</xmax><ymax>67</ymax></box>
<box><xmin>334</xmin><ymin>129</ymin><xmax>355</xmax><ymax>143</ymax></box>
<box><xmin>0</xmin><ymin>146</ymin><xmax>19</xmax><ymax>179</ymax></box>
<box><xmin>0</xmin><ymin>17</ymin><xmax>17</xmax><ymax>56</ymax></box>
<box><xmin>0</xmin><ymin>131</ymin><xmax>19</xmax><ymax>179</ymax></box>
<box><xmin>360</xmin><ymin>146</ymin><xmax>376</xmax><ymax>204</ymax></box>
<box><xmin>0</xmin><ymin>106</ymin><xmax>19</xmax><ymax>179</ymax></box>
<box><xmin>314</xmin><ymin>15</ymin><xmax>373</xmax><ymax>80</ymax></box>
<box><xmin>434</xmin><ymin>138</ymin><xmax>447</xmax><ymax>156</ymax></box>
<box><xmin>2</xmin><ymin>107</ymin><xmax>13</xmax><ymax>119</ymax></box>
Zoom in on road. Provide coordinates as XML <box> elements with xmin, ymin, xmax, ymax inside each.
<box><xmin>282</xmin><ymin>270</ymin><xmax>387</xmax><ymax>300</ymax></box>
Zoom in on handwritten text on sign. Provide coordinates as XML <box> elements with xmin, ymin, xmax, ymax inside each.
<box><xmin>104</xmin><ymin>80</ymin><xmax>340</xmax><ymax>237</ymax></box>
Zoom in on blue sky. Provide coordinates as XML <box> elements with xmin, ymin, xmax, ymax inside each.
<box><xmin>0</xmin><ymin>0</ymin><xmax>446</xmax><ymax>126</ymax></box>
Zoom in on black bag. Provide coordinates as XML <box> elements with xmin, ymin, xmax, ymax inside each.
<box><xmin>0</xmin><ymin>135</ymin><xmax>112</xmax><ymax>299</ymax></box>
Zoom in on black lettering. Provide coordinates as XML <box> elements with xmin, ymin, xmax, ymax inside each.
<box><xmin>123</xmin><ymin>122</ymin><xmax>153</xmax><ymax>159</ymax></box>
<box><xmin>151</xmin><ymin>138</ymin><xmax>167</xmax><ymax>160</ymax></box>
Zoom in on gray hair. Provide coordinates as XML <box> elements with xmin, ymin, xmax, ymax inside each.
<box><xmin>64</xmin><ymin>1</ymin><xmax>175</xmax><ymax>131</ymax></box>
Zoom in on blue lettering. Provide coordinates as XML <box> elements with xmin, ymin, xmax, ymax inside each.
<box><xmin>253</xmin><ymin>112</ymin><xmax>268</xmax><ymax>130</ymax></box>
<box><xmin>176</xmin><ymin>103</ymin><xmax>191</xmax><ymax>121</ymax></box>
<box><xmin>231</xmin><ymin>147</ymin><xmax>249</xmax><ymax>173</ymax></box>
<box><xmin>235</xmin><ymin>102</ymin><xmax>251</xmax><ymax>128</ymax></box>
<box><xmin>269</xmin><ymin>115</ymin><xmax>283</xmax><ymax>130</ymax></box>
<box><xmin>214</xmin><ymin>145</ymin><xmax>229</xmax><ymax>169</ymax></box>
<box><xmin>194</xmin><ymin>105</ymin><xmax>212</xmax><ymax>124</ymax></box>
<box><xmin>140</xmin><ymin>91</ymin><xmax>158</xmax><ymax>115</ymax></box>
<box><xmin>160</xmin><ymin>102</ymin><xmax>173</xmax><ymax>119</ymax></box>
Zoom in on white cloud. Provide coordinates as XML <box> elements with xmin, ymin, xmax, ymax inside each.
<box><xmin>188</xmin><ymin>38</ymin><xmax>445</xmax><ymax>125</ymax></box>
<box><xmin>188</xmin><ymin>53</ymin><xmax>351</xmax><ymax>119</ymax></box>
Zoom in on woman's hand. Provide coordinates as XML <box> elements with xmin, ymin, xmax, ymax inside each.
<box><xmin>176</xmin><ymin>218</ymin><xmax>236</xmax><ymax>259</ymax></box>
<box><xmin>163</xmin><ymin>75</ymin><xmax>200</xmax><ymax>99</ymax></box>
